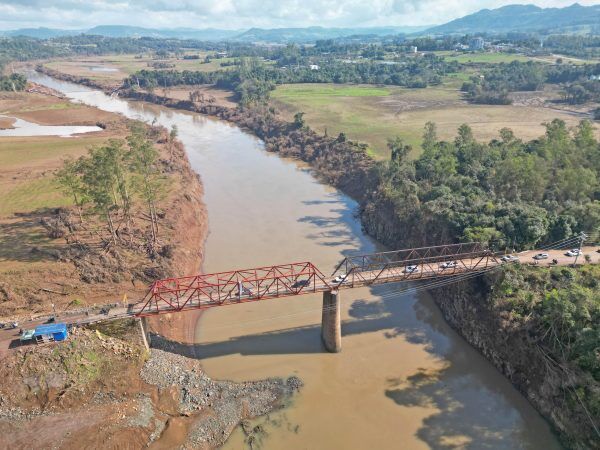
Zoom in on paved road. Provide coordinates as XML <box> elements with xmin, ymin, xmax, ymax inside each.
<box><xmin>0</xmin><ymin>306</ymin><xmax>130</xmax><ymax>358</ymax></box>
<box><xmin>1</xmin><ymin>245</ymin><xmax>597</xmax><ymax>357</ymax></box>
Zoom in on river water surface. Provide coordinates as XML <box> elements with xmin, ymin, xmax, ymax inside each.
<box><xmin>29</xmin><ymin>72</ymin><xmax>561</xmax><ymax>449</ymax></box>
<box><xmin>0</xmin><ymin>115</ymin><xmax>102</xmax><ymax>137</ymax></box>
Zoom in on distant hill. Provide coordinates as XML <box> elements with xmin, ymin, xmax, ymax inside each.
<box><xmin>3</xmin><ymin>27</ymin><xmax>83</xmax><ymax>39</ymax></box>
<box><xmin>426</xmin><ymin>3</ymin><xmax>600</xmax><ymax>34</ymax></box>
<box><xmin>230</xmin><ymin>26</ymin><xmax>430</xmax><ymax>43</ymax></box>
<box><xmin>85</xmin><ymin>26</ymin><xmax>242</xmax><ymax>41</ymax></box>
<box><xmin>0</xmin><ymin>24</ymin><xmax>430</xmax><ymax>43</ymax></box>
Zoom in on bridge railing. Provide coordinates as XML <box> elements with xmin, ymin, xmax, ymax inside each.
<box><xmin>135</xmin><ymin>261</ymin><xmax>331</xmax><ymax>317</ymax></box>
<box><xmin>331</xmin><ymin>243</ymin><xmax>498</xmax><ymax>287</ymax></box>
<box><xmin>333</xmin><ymin>242</ymin><xmax>487</xmax><ymax>274</ymax></box>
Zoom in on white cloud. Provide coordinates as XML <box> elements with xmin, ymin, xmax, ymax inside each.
<box><xmin>0</xmin><ymin>0</ymin><xmax>597</xmax><ymax>30</ymax></box>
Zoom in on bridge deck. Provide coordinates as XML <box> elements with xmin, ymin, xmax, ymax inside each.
<box><xmin>133</xmin><ymin>241</ymin><xmax>598</xmax><ymax>317</ymax></box>
<box><xmin>135</xmin><ymin>243</ymin><xmax>494</xmax><ymax>316</ymax></box>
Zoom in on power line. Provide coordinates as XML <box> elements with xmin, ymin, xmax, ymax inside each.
<box><xmin>197</xmin><ymin>265</ymin><xmax>501</xmax><ymax>332</ymax></box>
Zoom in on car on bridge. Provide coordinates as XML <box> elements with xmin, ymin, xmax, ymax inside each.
<box><xmin>440</xmin><ymin>261</ymin><xmax>458</xmax><ymax>269</ymax></box>
<box><xmin>501</xmin><ymin>255</ymin><xmax>519</xmax><ymax>262</ymax></box>
<box><xmin>403</xmin><ymin>265</ymin><xmax>419</xmax><ymax>274</ymax></box>
<box><xmin>332</xmin><ymin>273</ymin><xmax>347</xmax><ymax>284</ymax></box>
<box><xmin>532</xmin><ymin>253</ymin><xmax>549</xmax><ymax>260</ymax></box>
<box><xmin>565</xmin><ymin>249</ymin><xmax>582</xmax><ymax>257</ymax></box>
<box><xmin>292</xmin><ymin>279</ymin><xmax>310</xmax><ymax>288</ymax></box>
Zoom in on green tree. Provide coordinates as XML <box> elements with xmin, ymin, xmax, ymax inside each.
<box><xmin>55</xmin><ymin>156</ymin><xmax>88</xmax><ymax>222</ymax></box>
<box><xmin>293</xmin><ymin>112</ymin><xmax>306</xmax><ymax>129</ymax></box>
<box><xmin>127</xmin><ymin>128</ymin><xmax>165</xmax><ymax>243</ymax></box>
<box><xmin>80</xmin><ymin>144</ymin><xmax>121</xmax><ymax>243</ymax></box>
<box><xmin>388</xmin><ymin>137</ymin><xmax>412</xmax><ymax>164</ymax></box>
<box><xmin>422</xmin><ymin>121</ymin><xmax>437</xmax><ymax>153</ymax></box>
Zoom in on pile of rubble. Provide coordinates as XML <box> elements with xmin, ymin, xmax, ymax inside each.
<box><xmin>141</xmin><ymin>349</ymin><xmax>302</xmax><ymax>448</ymax></box>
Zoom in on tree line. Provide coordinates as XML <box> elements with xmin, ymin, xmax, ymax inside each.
<box><xmin>367</xmin><ymin>119</ymin><xmax>599</xmax><ymax>250</ymax></box>
<box><xmin>462</xmin><ymin>60</ymin><xmax>600</xmax><ymax>105</ymax></box>
<box><xmin>125</xmin><ymin>56</ymin><xmax>459</xmax><ymax>106</ymax></box>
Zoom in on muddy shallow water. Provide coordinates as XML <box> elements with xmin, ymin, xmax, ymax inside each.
<box><xmin>29</xmin><ymin>72</ymin><xmax>561</xmax><ymax>449</ymax></box>
<box><xmin>0</xmin><ymin>115</ymin><xmax>102</xmax><ymax>137</ymax></box>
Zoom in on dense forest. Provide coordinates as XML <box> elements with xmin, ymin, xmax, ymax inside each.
<box><xmin>364</xmin><ymin>119</ymin><xmax>599</xmax><ymax>250</ymax></box>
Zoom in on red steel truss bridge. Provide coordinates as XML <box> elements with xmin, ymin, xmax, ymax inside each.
<box><xmin>134</xmin><ymin>242</ymin><xmax>500</xmax><ymax>317</ymax></box>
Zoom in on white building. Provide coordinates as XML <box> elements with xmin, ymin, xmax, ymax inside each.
<box><xmin>469</xmin><ymin>37</ymin><xmax>485</xmax><ymax>51</ymax></box>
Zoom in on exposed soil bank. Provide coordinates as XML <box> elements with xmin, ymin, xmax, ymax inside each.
<box><xmin>0</xmin><ymin>324</ymin><xmax>301</xmax><ymax>449</ymax></box>
<box><xmin>429</xmin><ymin>271</ymin><xmax>599</xmax><ymax>449</ymax></box>
<box><xmin>35</xmin><ymin>66</ymin><xmax>588</xmax><ymax>447</ymax></box>
<box><xmin>2</xmin><ymin>71</ymin><xmax>306</xmax><ymax>448</ymax></box>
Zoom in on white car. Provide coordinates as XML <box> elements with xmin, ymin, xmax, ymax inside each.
<box><xmin>532</xmin><ymin>253</ymin><xmax>549</xmax><ymax>260</ymax></box>
<box><xmin>501</xmin><ymin>255</ymin><xmax>519</xmax><ymax>262</ymax></box>
<box><xmin>565</xmin><ymin>249</ymin><xmax>582</xmax><ymax>257</ymax></box>
<box><xmin>332</xmin><ymin>273</ymin><xmax>347</xmax><ymax>283</ymax></box>
<box><xmin>403</xmin><ymin>265</ymin><xmax>418</xmax><ymax>274</ymax></box>
<box><xmin>440</xmin><ymin>261</ymin><xmax>458</xmax><ymax>269</ymax></box>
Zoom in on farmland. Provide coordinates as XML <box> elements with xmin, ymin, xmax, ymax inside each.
<box><xmin>434</xmin><ymin>51</ymin><xmax>534</xmax><ymax>64</ymax></box>
<box><xmin>43</xmin><ymin>53</ymin><xmax>240</xmax><ymax>87</ymax></box>
<box><xmin>271</xmin><ymin>82</ymin><xmax>597</xmax><ymax>159</ymax></box>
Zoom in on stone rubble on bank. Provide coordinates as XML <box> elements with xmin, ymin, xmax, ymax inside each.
<box><xmin>141</xmin><ymin>349</ymin><xmax>302</xmax><ymax>447</ymax></box>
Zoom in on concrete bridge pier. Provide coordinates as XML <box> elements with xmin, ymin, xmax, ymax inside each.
<box><xmin>321</xmin><ymin>290</ymin><xmax>341</xmax><ymax>353</ymax></box>
<box><xmin>138</xmin><ymin>317</ymin><xmax>151</xmax><ymax>350</ymax></box>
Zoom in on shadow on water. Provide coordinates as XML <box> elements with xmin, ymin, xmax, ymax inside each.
<box><xmin>153</xmin><ymin>282</ymin><xmax>556</xmax><ymax>449</ymax></box>
<box><xmin>298</xmin><ymin>193</ymin><xmax>373</xmax><ymax>256</ymax></box>
<box><xmin>384</xmin><ymin>365</ymin><xmax>518</xmax><ymax>450</ymax></box>
<box><xmin>150</xmin><ymin>288</ymin><xmax>433</xmax><ymax>359</ymax></box>
<box><xmin>383</xmin><ymin>293</ymin><xmax>556</xmax><ymax>450</ymax></box>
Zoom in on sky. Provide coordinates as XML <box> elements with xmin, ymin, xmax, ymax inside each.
<box><xmin>0</xmin><ymin>0</ymin><xmax>598</xmax><ymax>30</ymax></box>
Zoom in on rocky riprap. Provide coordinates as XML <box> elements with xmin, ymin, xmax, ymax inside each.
<box><xmin>141</xmin><ymin>349</ymin><xmax>302</xmax><ymax>448</ymax></box>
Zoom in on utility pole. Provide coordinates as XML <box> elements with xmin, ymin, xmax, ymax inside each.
<box><xmin>573</xmin><ymin>232</ymin><xmax>586</xmax><ymax>266</ymax></box>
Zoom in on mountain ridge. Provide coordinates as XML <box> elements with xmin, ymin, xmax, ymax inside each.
<box><xmin>425</xmin><ymin>3</ymin><xmax>600</xmax><ymax>34</ymax></box>
<box><xmin>2</xmin><ymin>4</ymin><xmax>599</xmax><ymax>42</ymax></box>
<box><xmin>0</xmin><ymin>24</ymin><xmax>430</xmax><ymax>42</ymax></box>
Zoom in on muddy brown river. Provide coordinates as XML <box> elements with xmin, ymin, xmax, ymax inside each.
<box><xmin>30</xmin><ymin>72</ymin><xmax>562</xmax><ymax>449</ymax></box>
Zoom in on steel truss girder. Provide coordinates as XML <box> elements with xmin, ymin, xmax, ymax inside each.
<box><xmin>136</xmin><ymin>261</ymin><xmax>331</xmax><ymax>317</ymax></box>
<box><xmin>135</xmin><ymin>242</ymin><xmax>501</xmax><ymax>317</ymax></box>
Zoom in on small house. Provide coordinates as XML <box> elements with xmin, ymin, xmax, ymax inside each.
<box><xmin>33</xmin><ymin>323</ymin><xmax>68</xmax><ymax>343</ymax></box>
<box><xmin>309</xmin><ymin>64</ymin><xmax>320</xmax><ymax>70</ymax></box>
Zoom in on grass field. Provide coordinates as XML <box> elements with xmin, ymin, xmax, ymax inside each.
<box><xmin>0</xmin><ymin>134</ymin><xmax>113</xmax><ymax>217</ymax></box>
<box><xmin>272</xmin><ymin>82</ymin><xmax>598</xmax><ymax>159</ymax></box>
<box><xmin>1</xmin><ymin>91</ymin><xmax>114</xmax><ymax>126</ymax></box>
<box><xmin>0</xmin><ymin>177</ymin><xmax>72</xmax><ymax>216</ymax></box>
<box><xmin>434</xmin><ymin>51</ymin><xmax>534</xmax><ymax>64</ymax></box>
<box><xmin>0</xmin><ymin>90</ymin><xmax>195</xmax><ymax>318</ymax></box>
<box><xmin>44</xmin><ymin>53</ymin><xmax>240</xmax><ymax>86</ymax></box>
<box><xmin>0</xmin><ymin>92</ymin><xmax>119</xmax><ymax>217</ymax></box>
<box><xmin>0</xmin><ymin>92</ymin><xmax>121</xmax><ymax>299</ymax></box>
<box><xmin>435</xmin><ymin>51</ymin><xmax>600</xmax><ymax>66</ymax></box>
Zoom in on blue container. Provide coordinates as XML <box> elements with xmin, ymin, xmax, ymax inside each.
<box><xmin>34</xmin><ymin>323</ymin><xmax>68</xmax><ymax>342</ymax></box>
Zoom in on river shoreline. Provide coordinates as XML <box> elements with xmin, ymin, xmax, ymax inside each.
<box><xmin>0</xmin><ymin>70</ymin><xmax>308</xmax><ymax>449</ymax></box>
<box><xmin>32</xmin><ymin>66</ymin><xmax>582</xmax><ymax>448</ymax></box>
